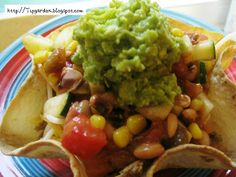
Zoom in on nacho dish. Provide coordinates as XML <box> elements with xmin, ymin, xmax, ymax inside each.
<box><xmin>1</xmin><ymin>0</ymin><xmax>236</xmax><ymax>177</ymax></box>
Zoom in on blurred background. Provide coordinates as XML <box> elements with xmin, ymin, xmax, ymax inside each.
<box><xmin>0</xmin><ymin>0</ymin><xmax>235</xmax><ymax>52</ymax></box>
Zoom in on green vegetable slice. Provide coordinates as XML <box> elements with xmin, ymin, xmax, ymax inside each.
<box><xmin>198</xmin><ymin>62</ymin><xmax>207</xmax><ymax>84</ymax></box>
<box><xmin>192</xmin><ymin>40</ymin><xmax>215</xmax><ymax>61</ymax></box>
<box><xmin>44</xmin><ymin>92</ymin><xmax>73</xmax><ymax>118</ymax></box>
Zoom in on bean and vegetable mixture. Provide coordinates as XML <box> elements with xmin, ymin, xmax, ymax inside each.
<box><xmin>23</xmin><ymin>0</ymin><xmax>220</xmax><ymax>176</ymax></box>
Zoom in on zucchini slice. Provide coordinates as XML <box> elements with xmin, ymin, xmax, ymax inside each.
<box><xmin>198</xmin><ymin>62</ymin><xmax>207</xmax><ymax>84</ymax></box>
<box><xmin>192</xmin><ymin>40</ymin><xmax>215</xmax><ymax>60</ymax></box>
<box><xmin>44</xmin><ymin>92</ymin><xmax>73</xmax><ymax>118</ymax></box>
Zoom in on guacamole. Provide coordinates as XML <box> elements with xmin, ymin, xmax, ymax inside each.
<box><xmin>73</xmin><ymin>0</ymin><xmax>183</xmax><ymax>107</ymax></box>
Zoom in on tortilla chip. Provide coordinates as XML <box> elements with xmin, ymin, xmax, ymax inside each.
<box><xmin>168</xmin><ymin>18</ymin><xmax>223</xmax><ymax>43</ymax></box>
<box><xmin>0</xmin><ymin>64</ymin><xmax>47</xmax><ymax>148</ymax></box>
<box><xmin>1</xmin><ymin>17</ymin><xmax>236</xmax><ymax>177</ymax></box>
<box><xmin>215</xmin><ymin>32</ymin><xmax>236</xmax><ymax>59</ymax></box>
<box><xmin>147</xmin><ymin>145</ymin><xmax>236</xmax><ymax>176</ymax></box>
<box><xmin>207</xmin><ymin>45</ymin><xmax>236</xmax><ymax>159</ymax></box>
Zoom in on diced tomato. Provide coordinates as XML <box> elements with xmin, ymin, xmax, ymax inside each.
<box><xmin>62</xmin><ymin>113</ymin><xmax>107</xmax><ymax>160</ymax></box>
<box><xmin>144</xmin><ymin>120</ymin><xmax>166</xmax><ymax>142</ymax></box>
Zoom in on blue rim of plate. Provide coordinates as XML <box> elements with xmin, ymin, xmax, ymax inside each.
<box><xmin>0</xmin><ymin>8</ymin><xmax>223</xmax><ymax>177</ymax></box>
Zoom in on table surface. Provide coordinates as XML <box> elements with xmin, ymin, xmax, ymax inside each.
<box><xmin>0</xmin><ymin>0</ymin><xmax>234</xmax><ymax>53</ymax></box>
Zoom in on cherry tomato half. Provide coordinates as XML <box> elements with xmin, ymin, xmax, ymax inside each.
<box><xmin>62</xmin><ymin>111</ymin><xmax>107</xmax><ymax>160</ymax></box>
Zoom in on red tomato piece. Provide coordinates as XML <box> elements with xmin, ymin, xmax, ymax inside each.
<box><xmin>144</xmin><ymin>120</ymin><xmax>166</xmax><ymax>142</ymax></box>
<box><xmin>62</xmin><ymin>113</ymin><xmax>107</xmax><ymax>160</ymax></box>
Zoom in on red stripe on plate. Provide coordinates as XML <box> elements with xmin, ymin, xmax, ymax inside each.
<box><xmin>40</xmin><ymin>159</ymin><xmax>72</xmax><ymax>177</ymax></box>
<box><xmin>225</xmin><ymin>58</ymin><xmax>236</xmax><ymax>82</ymax></box>
<box><xmin>0</xmin><ymin>48</ymin><xmax>30</xmax><ymax>112</ymax></box>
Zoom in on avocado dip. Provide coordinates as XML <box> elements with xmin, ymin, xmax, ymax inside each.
<box><xmin>72</xmin><ymin>0</ymin><xmax>184</xmax><ymax>107</ymax></box>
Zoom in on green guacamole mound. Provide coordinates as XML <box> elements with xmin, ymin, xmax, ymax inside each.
<box><xmin>73</xmin><ymin>0</ymin><xmax>183</xmax><ymax>107</ymax></box>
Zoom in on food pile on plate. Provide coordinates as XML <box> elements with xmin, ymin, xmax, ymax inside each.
<box><xmin>1</xmin><ymin>0</ymin><xmax>236</xmax><ymax>177</ymax></box>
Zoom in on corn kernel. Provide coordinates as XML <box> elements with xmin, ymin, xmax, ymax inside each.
<box><xmin>190</xmin><ymin>98</ymin><xmax>204</xmax><ymax>111</ymax></box>
<box><xmin>48</xmin><ymin>73</ymin><xmax>59</xmax><ymax>85</ymax></box>
<box><xmin>113</xmin><ymin>126</ymin><xmax>132</xmax><ymax>148</ymax></box>
<box><xmin>186</xmin><ymin>130</ymin><xmax>192</xmax><ymax>143</ymax></box>
<box><xmin>33</xmin><ymin>50</ymin><xmax>51</xmax><ymax>64</ymax></box>
<box><xmin>90</xmin><ymin>114</ymin><xmax>106</xmax><ymax>129</ymax></box>
<box><xmin>66</xmin><ymin>40</ymin><xmax>78</xmax><ymax>54</ymax></box>
<box><xmin>188</xmin><ymin>123</ymin><xmax>203</xmax><ymax>140</ymax></box>
<box><xmin>126</xmin><ymin>114</ymin><xmax>147</xmax><ymax>135</ymax></box>
<box><xmin>172</xmin><ymin>28</ymin><xmax>184</xmax><ymax>37</ymax></box>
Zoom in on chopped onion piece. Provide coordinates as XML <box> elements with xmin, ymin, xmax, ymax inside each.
<box><xmin>42</xmin><ymin>124</ymin><xmax>51</xmax><ymax>137</ymax></box>
<box><xmin>42</xmin><ymin>128</ymin><xmax>54</xmax><ymax>140</ymax></box>
<box><xmin>44</xmin><ymin>114</ymin><xmax>65</xmax><ymax>125</ymax></box>
<box><xmin>198</xmin><ymin>93</ymin><xmax>214</xmax><ymax>120</ymax></box>
<box><xmin>38</xmin><ymin>65</ymin><xmax>58</xmax><ymax>93</ymax></box>
<box><xmin>47</xmin><ymin>83</ymin><xmax>53</xmax><ymax>99</ymax></box>
<box><xmin>183</xmin><ymin>35</ymin><xmax>193</xmax><ymax>51</ymax></box>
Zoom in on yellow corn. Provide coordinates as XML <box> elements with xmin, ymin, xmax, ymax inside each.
<box><xmin>172</xmin><ymin>28</ymin><xmax>184</xmax><ymax>37</ymax></box>
<box><xmin>66</xmin><ymin>40</ymin><xmax>78</xmax><ymax>54</ymax></box>
<box><xmin>48</xmin><ymin>73</ymin><xmax>59</xmax><ymax>85</ymax></box>
<box><xmin>126</xmin><ymin>114</ymin><xmax>147</xmax><ymax>135</ymax></box>
<box><xmin>113</xmin><ymin>126</ymin><xmax>132</xmax><ymax>148</ymax></box>
<box><xmin>190</xmin><ymin>98</ymin><xmax>204</xmax><ymax>111</ymax></box>
<box><xmin>188</xmin><ymin>123</ymin><xmax>203</xmax><ymax>140</ymax></box>
<box><xmin>90</xmin><ymin>114</ymin><xmax>106</xmax><ymax>129</ymax></box>
<box><xmin>186</xmin><ymin>130</ymin><xmax>192</xmax><ymax>143</ymax></box>
<box><xmin>33</xmin><ymin>50</ymin><xmax>51</xmax><ymax>64</ymax></box>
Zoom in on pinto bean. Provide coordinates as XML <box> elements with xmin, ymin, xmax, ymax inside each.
<box><xmin>197</xmin><ymin>130</ymin><xmax>210</xmax><ymax>146</ymax></box>
<box><xmin>171</xmin><ymin>105</ymin><xmax>183</xmax><ymax>116</ymax></box>
<box><xmin>133</xmin><ymin>143</ymin><xmax>165</xmax><ymax>159</ymax></box>
<box><xmin>184</xmin><ymin>80</ymin><xmax>203</xmax><ymax>98</ymax></box>
<box><xmin>59</xmin><ymin>67</ymin><xmax>83</xmax><ymax>91</ymax></box>
<box><xmin>187</xmin><ymin>33</ymin><xmax>208</xmax><ymax>45</ymax></box>
<box><xmin>89</xmin><ymin>92</ymin><xmax>117</xmax><ymax>116</ymax></box>
<box><xmin>162</xmin><ymin>123</ymin><xmax>190</xmax><ymax>148</ymax></box>
<box><xmin>72</xmin><ymin>81</ymin><xmax>90</xmax><ymax>95</ymax></box>
<box><xmin>185</xmin><ymin>64</ymin><xmax>198</xmax><ymax>81</ymax></box>
<box><xmin>89</xmin><ymin>83</ymin><xmax>105</xmax><ymax>95</ymax></box>
<box><xmin>77</xmin><ymin>100</ymin><xmax>91</xmax><ymax>117</ymax></box>
<box><xmin>43</xmin><ymin>48</ymin><xmax>66</xmax><ymax>73</ymax></box>
<box><xmin>175</xmin><ymin>94</ymin><xmax>191</xmax><ymax>108</ymax></box>
<box><xmin>182</xmin><ymin>108</ymin><xmax>198</xmax><ymax>122</ymax></box>
<box><xmin>167</xmin><ymin>113</ymin><xmax>178</xmax><ymax>138</ymax></box>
